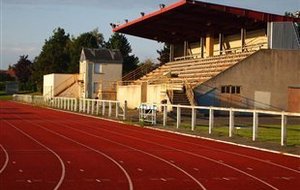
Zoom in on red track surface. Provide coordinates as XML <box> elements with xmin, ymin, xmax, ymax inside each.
<box><xmin>0</xmin><ymin>101</ymin><xmax>299</xmax><ymax>190</ymax></box>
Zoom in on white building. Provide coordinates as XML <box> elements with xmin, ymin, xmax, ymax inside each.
<box><xmin>43</xmin><ymin>48</ymin><xmax>123</xmax><ymax>99</ymax></box>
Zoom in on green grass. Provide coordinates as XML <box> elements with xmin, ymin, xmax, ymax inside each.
<box><xmin>0</xmin><ymin>91</ymin><xmax>12</xmax><ymax>100</ymax></box>
<box><xmin>160</xmin><ymin>121</ymin><xmax>300</xmax><ymax>146</ymax></box>
<box><xmin>193</xmin><ymin>124</ymin><xmax>300</xmax><ymax>146</ymax></box>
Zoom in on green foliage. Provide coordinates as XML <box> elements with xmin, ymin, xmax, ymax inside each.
<box><xmin>69</xmin><ymin>28</ymin><xmax>104</xmax><ymax>73</ymax></box>
<box><xmin>157</xmin><ymin>43</ymin><xmax>170</xmax><ymax>65</ymax></box>
<box><xmin>285</xmin><ymin>11</ymin><xmax>300</xmax><ymax>34</ymax></box>
<box><xmin>0</xmin><ymin>72</ymin><xmax>14</xmax><ymax>82</ymax></box>
<box><xmin>106</xmin><ymin>33</ymin><xmax>139</xmax><ymax>74</ymax></box>
<box><xmin>12</xmin><ymin>55</ymin><xmax>32</xmax><ymax>83</ymax></box>
<box><xmin>32</xmin><ymin>28</ymin><xmax>71</xmax><ymax>90</ymax></box>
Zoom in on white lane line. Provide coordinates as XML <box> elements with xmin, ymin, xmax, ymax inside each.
<box><xmin>20</xmin><ymin>120</ymin><xmax>134</xmax><ymax>190</ymax></box>
<box><xmin>0</xmin><ymin>144</ymin><xmax>9</xmax><ymax>174</ymax></box>
<box><xmin>84</xmin><ymin>117</ymin><xmax>300</xmax><ymax>174</ymax></box>
<box><xmin>52</xmin><ymin>108</ymin><xmax>300</xmax><ymax>174</ymax></box>
<box><xmin>2</xmin><ymin>120</ymin><xmax>65</xmax><ymax>190</ymax></box>
<box><xmin>62</xmin><ymin>121</ymin><xmax>279</xmax><ymax>190</ymax></box>
<box><xmin>30</xmin><ymin>114</ymin><xmax>206</xmax><ymax>190</ymax></box>
<box><xmin>143</xmin><ymin>127</ymin><xmax>300</xmax><ymax>173</ymax></box>
<box><xmin>49</xmin><ymin>121</ymin><xmax>207</xmax><ymax>190</ymax></box>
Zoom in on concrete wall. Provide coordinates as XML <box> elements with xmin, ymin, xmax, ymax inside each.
<box><xmin>195</xmin><ymin>49</ymin><xmax>300</xmax><ymax>111</ymax></box>
<box><xmin>117</xmin><ymin>85</ymin><xmax>142</xmax><ymax>109</ymax></box>
<box><xmin>43</xmin><ymin>73</ymin><xmax>76</xmax><ymax>97</ymax></box>
<box><xmin>288</xmin><ymin>87</ymin><xmax>300</xmax><ymax>112</ymax></box>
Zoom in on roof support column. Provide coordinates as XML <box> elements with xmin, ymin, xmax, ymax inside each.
<box><xmin>200</xmin><ymin>37</ymin><xmax>204</xmax><ymax>58</ymax></box>
<box><xmin>206</xmin><ymin>33</ymin><xmax>214</xmax><ymax>57</ymax></box>
<box><xmin>169</xmin><ymin>44</ymin><xmax>174</xmax><ymax>62</ymax></box>
<box><xmin>184</xmin><ymin>41</ymin><xmax>188</xmax><ymax>57</ymax></box>
<box><xmin>219</xmin><ymin>33</ymin><xmax>223</xmax><ymax>55</ymax></box>
<box><xmin>241</xmin><ymin>28</ymin><xmax>246</xmax><ymax>52</ymax></box>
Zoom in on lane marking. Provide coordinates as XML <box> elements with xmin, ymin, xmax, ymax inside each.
<box><xmin>2</xmin><ymin>120</ymin><xmax>66</xmax><ymax>190</ymax></box>
<box><xmin>60</xmin><ymin>120</ymin><xmax>280</xmax><ymax>190</ymax></box>
<box><xmin>82</xmin><ymin>117</ymin><xmax>300</xmax><ymax>174</ymax></box>
<box><xmin>46</xmin><ymin>106</ymin><xmax>300</xmax><ymax>174</ymax></box>
<box><xmin>0</xmin><ymin>144</ymin><xmax>9</xmax><ymax>174</ymax></box>
<box><xmin>50</xmin><ymin>121</ymin><xmax>207</xmax><ymax>190</ymax></box>
<box><xmin>17</xmin><ymin>119</ymin><xmax>134</xmax><ymax>190</ymax></box>
<box><xmin>24</xmin><ymin>109</ymin><xmax>206</xmax><ymax>190</ymax></box>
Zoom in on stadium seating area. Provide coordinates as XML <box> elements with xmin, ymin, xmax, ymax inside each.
<box><xmin>135</xmin><ymin>51</ymin><xmax>255</xmax><ymax>87</ymax></box>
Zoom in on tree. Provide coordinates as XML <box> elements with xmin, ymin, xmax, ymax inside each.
<box><xmin>32</xmin><ymin>27</ymin><xmax>71</xmax><ymax>90</ymax></box>
<box><xmin>68</xmin><ymin>28</ymin><xmax>105</xmax><ymax>73</ymax></box>
<box><xmin>157</xmin><ymin>43</ymin><xmax>170</xmax><ymax>65</ymax></box>
<box><xmin>106</xmin><ymin>33</ymin><xmax>139</xmax><ymax>74</ymax></box>
<box><xmin>285</xmin><ymin>11</ymin><xmax>300</xmax><ymax>33</ymax></box>
<box><xmin>0</xmin><ymin>72</ymin><xmax>14</xmax><ymax>82</ymax></box>
<box><xmin>12</xmin><ymin>55</ymin><xmax>32</xmax><ymax>83</ymax></box>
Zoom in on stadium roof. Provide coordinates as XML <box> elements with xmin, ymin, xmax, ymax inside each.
<box><xmin>113</xmin><ymin>0</ymin><xmax>300</xmax><ymax>43</ymax></box>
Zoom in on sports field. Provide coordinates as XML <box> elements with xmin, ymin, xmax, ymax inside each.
<box><xmin>0</xmin><ymin>101</ymin><xmax>299</xmax><ymax>190</ymax></box>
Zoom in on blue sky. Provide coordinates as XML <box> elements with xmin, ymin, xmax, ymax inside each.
<box><xmin>1</xmin><ymin>0</ymin><xmax>299</xmax><ymax>69</ymax></box>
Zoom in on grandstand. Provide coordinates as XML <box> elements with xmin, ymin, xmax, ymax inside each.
<box><xmin>114</xmin><ymin>0</ymin><xmax>300</xmax><ymax>111</ymax></box>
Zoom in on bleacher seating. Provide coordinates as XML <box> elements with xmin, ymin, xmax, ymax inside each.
<box><xmin>134</xmin><ymin>51</ymin><xmax>254</xmax><ymax>87</ymax></box>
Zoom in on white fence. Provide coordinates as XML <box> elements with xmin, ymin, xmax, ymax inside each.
<box><xmin>12</xmin><ymin>94</ymin><xmax>300</xmax><ymax>146</ymax></box>
<box><xmin>155</xmin><ymin>103</ymin><xmax>300</xmax><ymax>146</ymax></box>
<box><xmin>12</xmin><ymin>94</ymin><xmax>127</xmax><ymax>120</ymax></box>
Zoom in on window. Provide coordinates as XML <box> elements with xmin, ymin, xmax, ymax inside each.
<box><xmin>221</xmin><ymin>86</ymin><xmax>226</xmax><ymax>93</ymax></box>
<box><xmin>94</xmin><ymin>63</ymin><xmax>102</xmax><ymax>74</ymax></box>
<box><xmin>221</xmin><ymin>85</ymin><xmax>241</xmax><ymax>94</ymax></box>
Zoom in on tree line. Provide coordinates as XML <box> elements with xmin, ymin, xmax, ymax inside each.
<box><xmin>6</xmin><ymin>27</ymin><xmax>143</xmax><ymax>92</ymax></box>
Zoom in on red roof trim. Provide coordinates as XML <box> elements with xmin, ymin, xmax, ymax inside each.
<box><xmin>113</xmin><ymin>0</ymin><xmax>187</xmax><ymax>32</ymax></box>
<box><xmin>114</xmin><ymin>0</ymin><xmax>300</xmax><ymax>33</ymax></box>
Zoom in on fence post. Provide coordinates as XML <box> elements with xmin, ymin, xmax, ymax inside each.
<box><xmin>163</xmin><ymin>105</ymin><xmax>167</xmax><ymax>127</ymax></box>
<box><xmin>64</xmin><ymin>98</ymin><xmax>67</xmax><ymax>110</ymax></box>
<box><xmin>176</xmin><ymin>106</ymin><xmax>181</xmax><ymax>129</ymax></box>
<box><xmin>123</xmin><ymin>100</ymin><xmax>127</xmax><ymax>120</ymax></box>
<box><xmin>91</xmin><ymin>100</ymin><xmax>95</xmax><ymax>115</ymax></box>
<box><xmin>209</xmin><ymin>108</ymin><xmax>214</xmax><ymax>134</ymax></box>
<box><xmin>75</xmin><ymin>99</ymin><xmax>78</xmax><ymax>111</ymax></box>
<box><xmin>96</xmin><ymin>100</ymin><xmax>99</xmax><ymax>115</ymax></box>
<box><xmin>281</xmin><ymin>113</ymin><xmax>287</xmax><ymax>146</ymax></box>
<box><xmin>102</xmin><ymin>101</ymin><xmax>105</xmax><ymax>116</ymax></box>
<box><xmin>116</xmin><ymin>102</ymin><xmax>119</xmax><ymax>118</ymax></box>
<box><xmin>252</xmin><ymin>111</ymin><xmax>258</xmax><ymax>141</ymax></box>
<box><xmin>87</xmin><ymin>100</ymin><xmax>90</xmax><ymax>114</ymax></box>
<box><xmin>109</xmin><ymin>102</ymin><xmax>112</xmax><ymax>117</ymax></box>
<box><xmin>67</xmin><ymin>98</ymin><xmax>70</xmax><ymax>110</ymax></box>
<box><xmin>191</xmin><ymin>107</ymin><xmax>196</xmax><ymax>131</ymax></box>
<box><xmin>229</xmin><ymin>109</ymin><xmax>234</xmax><ymax>137</ymax></box>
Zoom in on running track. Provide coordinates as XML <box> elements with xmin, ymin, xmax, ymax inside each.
<box><xmin>0</xmin><ymin>101</ymin><xmax>299</xmax><ymax>190</ymax></box>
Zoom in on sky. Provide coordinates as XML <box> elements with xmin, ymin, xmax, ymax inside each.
<box><xmin>1</xmin><ymin>0</ymin><xmax>299</xmax><ymax>69</ymax></box>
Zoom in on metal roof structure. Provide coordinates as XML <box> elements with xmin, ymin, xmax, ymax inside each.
<box><xmin>113</xmin><ymin>0</ymin><xmax>300</xmax><ymax>43</ymax></box>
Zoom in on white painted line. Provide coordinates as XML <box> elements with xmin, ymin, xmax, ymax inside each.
<box><xmin>53</xmin><ymin>121</ymin><xmax>207</xmax><ymax>190</ymax></box>
<box><xmin>24</xmin><ymin>121</ymin><xmax>133</xmax><ymax>190</ymax></box>
<box><xmin>0</xmin><ymin>144</ymin><xmax>9</xmax><ymax>174</ymax></box>
<box><xmin>3</xmin><ymin>120</ymin><xmax>66</xmax><ymax>190</ymax></box>
<box><xmin>62</xmin><ymin>120</ymin><xmax>280</xmax><ymax>190</ymax></box>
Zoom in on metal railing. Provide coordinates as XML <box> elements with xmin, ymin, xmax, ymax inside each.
<box><xmin>12</xmin><ymin>94</ymin><xmax>127</xmax><ymax>120</ymax></box>
<box><xmin>153</xmin><ymin>102</ymin><xmax>300</xmax><ymax>146</ymax></box>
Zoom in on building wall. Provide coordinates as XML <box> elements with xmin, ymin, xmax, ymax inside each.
<box><xmin>195</xmin><ymin>49</ymin><xmax>300</xmax><ymax>111</ymax></box>
<box><xmin>80</xmin><ymin>60</ymin><xmax>122</xmax><ymax>98</ymax></box>
<box><xmin>117</xmin><ymin>84</ymin><xmax>142</xmax><ymax>109</ymax></box>
<box><xmin>288</xmin><ymin>87</ymin><xmax>300</xmax><ymax>112</ymax></box>
<box><xmin>43</xmin><ymin>73</ymin><xmax>76</xmax><ymax>97</ymax></box>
